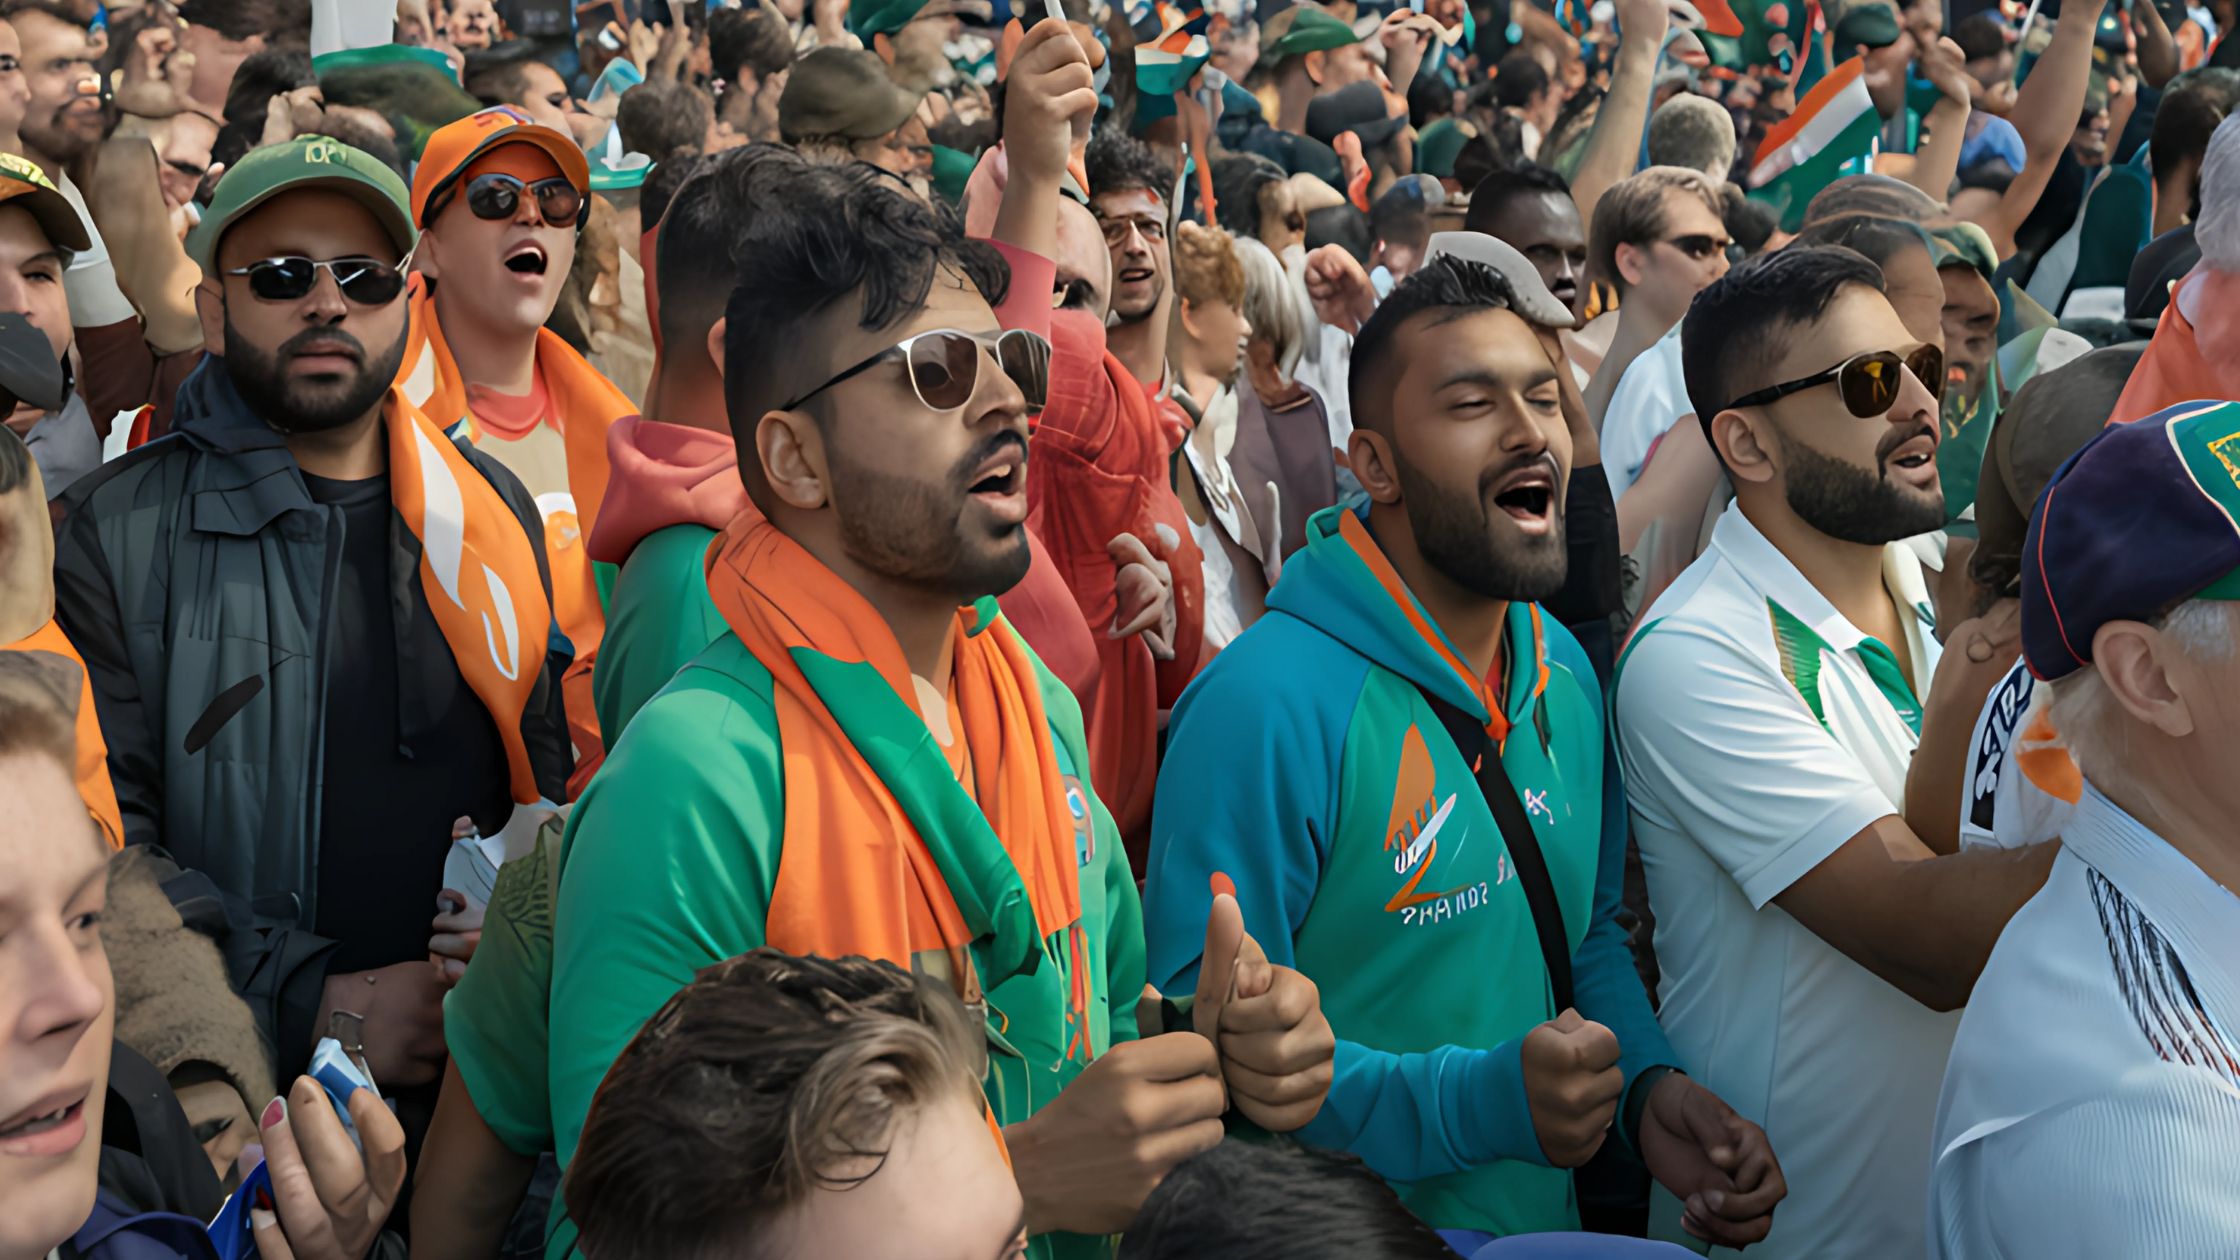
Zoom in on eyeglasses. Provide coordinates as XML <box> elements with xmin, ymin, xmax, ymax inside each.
<box><xmin>1099</xmin><ymin>215</ymin><xmax>1168</xmax><ymax>247</ymax></box>
<box><xmin>222</xmin><ymin>252</ymin><xmax>415</xmax><ymax>305</ymax></box>
<box><xmin>1725</xmin><ymin>344</ymin><xmax>1945</xmax><ymax>418</ymax></box>
<box><xmin>1662</xmin><ymin>232</ymin><xmax>1733</xmax><ymax>261</ymax></box>
<box><xmin>778</xmin><ymin>328</ymin><xmax>1052</xmax><ymax>415</ymax></box>
<box><xmin>429</xmin><ymin>173</ymin><xmax>586</xmax><ymax>229</ymax></box>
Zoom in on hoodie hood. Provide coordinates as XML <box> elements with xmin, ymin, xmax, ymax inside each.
<box><xmin>586</xmin><ymin>414</ymin><xmax>752</xmax><ymax>564</ymax></box>
<box><xmin>1267</xmin><ymin>503</ymin><xmax>1547</xmax><ymax>735</ymax></box>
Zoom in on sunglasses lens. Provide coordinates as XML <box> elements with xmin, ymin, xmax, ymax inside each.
<box><xmin>998</xmin><ymin>330</ymin><xmax>1051</xmax><ymax>413</ymax></box>
<box><xmin>1839</xmin><ymin>352</ymin><xmax>1904</xmax><ymax>417</ymax></box>
<box><xmin>246</xmin><ymin>259</ymin><xmax>315</xmax><ymax>300</ymax></box>
<box><xmin>335</xmin><ymin>260</ymin><xmax>406</xmax><ymax>305</ymax></box>
<box><xmin>466</xmin><ymin>175</ymin><xmax>521</xmax><ymax>221</ymax></box>
<box><xmin>536</xmin><ymin>180</ymin><xmax>584</xmax><ymax>227</ymax></box>
<box><xmin>908</xmin><ymin>333</ymin><xmax>978</xmax><ymax>411</ymax></box>
<box><xmin>1909</xmin><ymin>344</ymin><xmax>1946</xmax><ymax>400</ymax></box>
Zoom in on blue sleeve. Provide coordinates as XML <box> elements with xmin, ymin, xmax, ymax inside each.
<box><xmin>1145</xmin><ymin>633</ymin><xmax>1552</xmax><ymax>1182</ymax></box>
<box><xmin>1550</xmin><ymin>623</ymin><xmax>1680</xmax><ymax>1157</ymax></box>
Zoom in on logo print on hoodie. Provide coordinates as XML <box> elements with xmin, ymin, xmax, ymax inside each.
<box><xmin>1383</xmin><ymin>725</ymin><xmax>1470</xmax><ymax>914</ymax></box>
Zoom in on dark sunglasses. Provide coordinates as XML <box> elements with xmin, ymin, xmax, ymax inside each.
<box><xmin>431</xmin><ymin>172</ymin><xmax>586</xmax><ymax>228</ymax></box>
<box><xmin>1663</xmin><ymin>232</ymin><xmax>1733</xmax><ymax>261</ymax></box>
<box><xmin>222</xmin><ymin>252</ymin><xmax>415</xmax><ymax>305</ymax></box>
<box><xmin>779</xmin><ymin>328</ymin><xmax>1052</xmax><ymax>415</ymax></box>
<box><xmin>1726</xmin><ymin>344</ymin><xmax>1945</xmax><ymax>418</ymax></box>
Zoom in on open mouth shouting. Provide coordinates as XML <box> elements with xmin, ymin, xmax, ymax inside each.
<box><xmin>503</xmin><ymin>240</ymin><xmax>550</xmax><ymax>279</ymax></box>
<box><xmin>964</xmin><ymin>440</ymin><xmax>1029</xmax><ymax>526</ymax></box>
<box><xmin>1488</xmin><ymin>456</ymin><xmax>1560</xmax><ymax>536</ymax></box>
<box><xmin>0</xmin><ymin>1086</ymin><xmax>89</xmax><ymax>1159</ymax></box>
<box><xmin>1881</xmin><ymin>424</ymin><xmax>1939</xmax><ymax>487</ymax></box>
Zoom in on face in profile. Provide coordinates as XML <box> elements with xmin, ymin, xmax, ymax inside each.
<box><xmin>0</xmin><ymin>742</ymin><xmax>113</xmax><ymax>1260</ymax></box>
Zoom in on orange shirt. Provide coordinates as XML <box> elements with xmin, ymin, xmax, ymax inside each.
<box><xmin>5</xmin><ymin>620</ymin><xmax>123</xmax><ymax>848</ymax></box>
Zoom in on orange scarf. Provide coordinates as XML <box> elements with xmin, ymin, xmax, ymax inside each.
<box><xmin>398</xmin><ymin>282</ymin><xmax>636</xmax><ymax>783</ymax></box>
<box><xmin>702</xmin><ymin>513</ymin><xmax>1089</xmax><ymax>1030</ymax></box>
<box><xmin>386</xmin><ymin>388</ymin><xmax>551</xmax><ymax>805</ymax></box>
<box><xmin>3</xmin><ymin>621</ymin><xmax>122</xmax><ymax>847</ymax></box>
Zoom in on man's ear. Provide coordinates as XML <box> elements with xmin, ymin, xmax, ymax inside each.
<box><xmin>873</xmin><ymin>31</ymin><xmax>896</xmax><ymax>64</ymax></box>
<box><xmin>194</xmin><ymin>282</ymin><xmax>224</xmax><ymax>357</ymax></box>
<box><xmin>1177</xmin><ymin>298</ymin><xmax>1204</xmax><ymax>340</ymax></box>
<box><xmin>1614</xmin><ymin>240</ymin><xmax>1647</xmax><ymax>288</ymax></box>
<box><xmin>1346</xmin><ymin>425</ymin><xmax>1403</xmax><ymax>506</ymax></box>
<box><xmin>705</xmin><ymin>316</ymin><xmax>728</xmax><ymax>379</ymax></box>
<box><xmin>756</xmin><ymin>409</ymin><xmax>829</xmax><ymax>511</ymax></box>
<box><xmin>414</xmin><ymin>227</ymin><xmax>445</xmax><ymax>283</ymax></box>
<box><xmin>1710</xmin><ymin>408</ymin><xmax>1775</xmax><ymax>486</ymax></box>
<box><xmin>1303</xmin><ymin>49</ymin><xmax>1326</xmax><ymax>86</ymax></box>
<box><xmin>2093</xmin><ymin>619</ymin><xmax>2199</xmax><ymax>739</ymax></box>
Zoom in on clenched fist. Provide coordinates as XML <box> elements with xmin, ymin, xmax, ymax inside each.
<box><xmin>1521</xmin><ymin>1008</ymin><xmax>1623</xmax><ymax>1167</ymax></box>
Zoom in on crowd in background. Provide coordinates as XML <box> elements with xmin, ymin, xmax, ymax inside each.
<box><xmin>3</xmin><ymin>0</ymin><xmax>2240</xmax><ymax>1256</ymax></box>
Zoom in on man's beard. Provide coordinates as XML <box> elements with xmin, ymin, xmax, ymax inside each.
<box><xmin>23</xmin><ymin>102</ymin><xmax>98</xmax><ymax>164</ymax></box>
<box><xmin>1778</xmin><ymin>424</ymin><xmax>1947</xmax><ymax>546</ymax></box>
<box><xmin>828</xmin><ymin>430</ymin><xmax>1031</xmax><ymax>599</ymax></box>
<box><xmin>1393</xmin><ymin>446</ymin><xmax>1568</xmax><ymax>604</ymax></box>
<box><xmin>223</xmin><ymin>321</ymin><xmax>409</xmax><ymax>436</ymax></box>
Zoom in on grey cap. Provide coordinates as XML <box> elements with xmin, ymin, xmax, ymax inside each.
<box><xmin>1424</xmin><ymin>231</ymin><xmax>1578</xmax><ymax>328</ymax></box>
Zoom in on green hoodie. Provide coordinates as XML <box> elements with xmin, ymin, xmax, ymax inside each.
<box><xmin>1144</xmin><ymin>503</ymin><xmax>1678</xmax><ymax>1236</ymax></box>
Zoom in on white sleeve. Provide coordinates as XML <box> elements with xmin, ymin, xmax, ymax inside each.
<box><xmin>1933</xmin><ymin>1071</ymin><xmax>2240</xmax><ymax>1259</ymax></box>
<box><xmin>1614</xmin><ymin>622</ymin><xmax>1898</xmax><ymax>908</ymax></box>
<box><xmin>1601</xmin><ymin>352</ymin><xmax>1683</xmax><ymax>502</ymax></box>
<box><xmin>55</xmin><ymin>178</ymin><xmax>136</xmax><ymax>328</ymax></box>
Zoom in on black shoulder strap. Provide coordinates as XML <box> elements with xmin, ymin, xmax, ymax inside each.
<box><xmin>1418</xmin><ymin>686</ymin><xmax>1575</xmax><ymax>1012</ymax></box>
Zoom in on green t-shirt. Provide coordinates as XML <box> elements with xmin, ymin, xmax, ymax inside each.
<box><xmin>589</xmin><ymin>523</ymin><xmax>727</xmax><ymax>749</ymax></box>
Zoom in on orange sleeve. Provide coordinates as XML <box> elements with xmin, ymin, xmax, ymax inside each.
<box><xmin>5</xmin><ymin>623</ymin><xmax>122</xmax><ymax>848</ymax></box>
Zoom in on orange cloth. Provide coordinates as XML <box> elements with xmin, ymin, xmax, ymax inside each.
<box><xmin>702</xmin><ymin>512</ymin><xmax>1086</xmax><ymax>1030</ymax></box>
<box><xmin>462</xmin><ymin>362</ymin><xmax>553</xmax><ymax>443</ymax></box>
<box><xmin>398</xmin><ymin>282</ymin><xmax>638</xmax><ymax>790</ymax></box>
<box><xmin>2109</xmin><ymin>270</ymin><xmax>2240</xmax><ymax>426</ymax></box>
<box><xmin>385</xmin><ymin>387</ymin><xmax>553</xmax><ymax>804</ymax></box>
<box><xmin>5</xmin><ymin>620</ymin><xmax>122</xmax><ymax>848</ymax></box>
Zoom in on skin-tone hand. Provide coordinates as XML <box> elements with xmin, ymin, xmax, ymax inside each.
<box><xmin>1303</xmin><ymin>244</ymin><xmax>1377</xmax><ymax>336</ymax></box>
<box><xmin>1377</xmin><ymin>10</ymin><xmax>1444</xmax><ymax>94</ymax></box>
<box><xmin>1637</xmin><ymin>1073</ymin><xmax>1788</xmax><ymax>1248</ymax></box>
<box><xmin>627</xmin><ymin>18</ymin><xmax>661</xmax><ymax>70</ymax></box>
<box><xmin>814</xmin><ymin>0</ymin><xmax>851</xmax><ymax>44</ymax></box>
<box><xmin>1108</xmin><ymin>528</ymin><xmax>1178</xmax><ymax>658</ymax></box>
<box><xmin>1193</xmin><ymin>892</ymin><xmax>1336</xmax><ymax>1132</ymax></box>
<box><xmin>314</xmin><ymin>960</ymin><xmax>449</xmax><ymax>1089</ymax></box>
<box><xmin>1519</xmin><ymin>1007</ymin><xmax>1624</xmax><ymax>1168</ymax></box>
<box><xmin>1975</xmin><ymin>78</ymin><xmax>2018</xmax><ymax>116</ymax></box>
<box><xmin>115</xmin><ymin>21</ymin><xmax>195</xmax><ymax>118</ymax></box>
<box><xmin>1005</xmin><ymin>19</ymin><xmax>1096</xmax><ymax>182</ymax></box>
<box><xmin>1530</xmin><ymin>322</ymin><xmax>1598</xmax><ymax>466</ymax></box>
<box><xmin>394</xmin><ymin>0</ymin><xmax>436</xmax><ymax>45</ymax></box>
<box><xmin>248</xmin><ymin>1076</ymin><xmax>407</xmax><ymax>1260</ymax></box>
<box><xmin>1003</xmin><ymin>1032</ymin><xmax>1228</xmax><ymax>1235</ymax></box>
<box><xmin>430</xmin><ymin>893</ymin><xmax>484</xmax><ymax>984</ymax></box>
<box><xmin>260</xmin><ymin>86</ymin><xmax>326</xmax><ymax>149</ymax></box>
<box><xmin>1918</xmin><ymin>33</ymin><xmax>1973</xmax><ymax>106</ymax></box>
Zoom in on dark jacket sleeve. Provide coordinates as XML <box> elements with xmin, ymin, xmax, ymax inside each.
<box><xmin>51</xmin><ymin>487</ymin><xmax>163</xmax><ymax>849</ymax></box>
<box><xmin>1543</xmin><ymin>463</ymin><xmax>1621</xmax><ymax>683</ymax></box>
<box><xmin>158</xmin><ymin>858</ymin><xmax>339</xmax><ymax>1084</ymax></box>
<box><xmin>462</xmin><ymin>438</ymin><xmax>573</xmax><ymax>803</ymax></box>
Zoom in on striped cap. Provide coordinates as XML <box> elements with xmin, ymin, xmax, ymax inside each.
<box><xmin>2022</xmin><ymin>400</ymin><xmax>2240</xmax><ymax>681</ymax></box>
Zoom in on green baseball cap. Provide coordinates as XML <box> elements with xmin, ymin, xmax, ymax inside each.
<box><xmin>1415</xmin><ymin>117</ymin><xmax>1477</xmax><ymax>179</ymax></box>
<box><xmin>1832</xmin><ymin>2</ymin><xmax>1901</xmax><ymax>51</ymax></box>
<box><xmin>850</xmin><ymin>0</ymin><xmax>991</xmax><ymax>39</ymax></box>
<box><xmin>1260</xmin><ymin>6</ymin><xmax>1359</xmax><ymax>63</ymax></box>
<box><xmin>185</xmin><ymin>135</ymin><xmax>416</xmax><ymax>280</ymax></box>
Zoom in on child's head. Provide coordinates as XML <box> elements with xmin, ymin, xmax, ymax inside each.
<box><xmin>1118</xmin><ymin>1140</ymin><xmax>1454</xmax><ymax>1260</ymax></box>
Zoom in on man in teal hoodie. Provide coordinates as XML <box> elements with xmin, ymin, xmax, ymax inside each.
<box><xmin>1145</xmin><ymin>252</ymin><xmax>1787</xmax><ymax>1250</ymax></box>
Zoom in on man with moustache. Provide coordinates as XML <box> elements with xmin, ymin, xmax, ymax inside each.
<box><xmin>1086</xmin><ymin>132</ymin><xmax>1176</xmax><ymax>414</ymax></box>
<box><xmin>1613</xmin><ymin>247</ymin><xmax>2057</xmax><ymax>1258</ymax></box>
<box><xmin>1145</xmin><ymin>246</ymin><xmax>1785</xmax><ymax>1250</ymax></box>
<box><xmin>50</xmin><ymin>138</ymin><xmax>570</xmax><ymax>1102</ymax></box>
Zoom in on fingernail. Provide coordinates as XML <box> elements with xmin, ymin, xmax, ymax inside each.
<box><xmin>250</xmin><ymin>1207</ymin><xmax>277</xmax><ymax>1231</ymax></box>
<box><xmin>261</xmin><ymin>1097</ymin><xmax>285</xmax><ymax>1130</ymax></box>
<box><xmin>238</xmin><ymin>1143</ymin><xmax>263</xmax><ymax>1172</ymax></box>
<box><xmin>1706</xmin><ymin>1189</ymin><xmax>1727</xmax><ymax>1211</ymax></box>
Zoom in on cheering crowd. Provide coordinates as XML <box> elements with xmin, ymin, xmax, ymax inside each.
<box><xmin>4</xmin><ymin>0</ymin><xmax>2240</xmax><ymax>1255</ymax></box>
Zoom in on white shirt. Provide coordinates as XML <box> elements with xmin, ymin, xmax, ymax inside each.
<box><xmin>1614</xmin><ymin>505</ymin><xmax>1957</xmax><ymax>1260</ymax></box>
<box><xmin>54</xmin><ymin>173</ymin><xmax>134</xmax><ymax>328</ymax></box>
<box><xmin>1957</xmin><ymin>657</ymin><xmax>2076</xmax><ymax>850</ymax></box>
<box><xmin>1600</xmin><ymin>323</ymin><xmax>1688</xmax><ymax>502</ymax></box>
<box><xmin>1931</xmin><ymin>786</ymin><xmax>2240</xmax><ymax>1258</ymax></box>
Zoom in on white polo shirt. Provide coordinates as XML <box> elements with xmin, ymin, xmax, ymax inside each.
<box><xmin>1931</xmin><ymin>785</ymin><xmax>2240</xmax><ymax>1257</ymax></box>
<box><xmin>1600</xmin><ymin>323</ymin><xmax>1687</xmax><ymax>502</ymax></box>
<box><xmin>1613</xmin><ymin>505</ymin><xmax>1958</xmax><ymax>1260</ymax></box>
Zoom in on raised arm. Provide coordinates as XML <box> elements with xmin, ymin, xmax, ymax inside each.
<box><xmin>1904</xmin><ymin>36</ymin><xmax>1975</xmax><ymax>203</ymax></box>
<box><xmin>991</xmin><ymin>20</ymin><xmax>1098</xmax><ymax>262</ymax></box>
<box><xmin>1979</xmin><ymin>1</ymin><xmax>2099</xmax><ymax>249</ymax></box>
<box><xmin>1572</xmin><ymin>0</ymin><xmax>1669</xmax><ymax>238</ymax></box>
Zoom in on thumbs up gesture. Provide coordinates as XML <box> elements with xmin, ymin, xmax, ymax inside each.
<box><xmin>1521</xmin><ymin>1008</ymin><xmax>1625</xmax><ymax>1167</ymax></box>
<box><xmin>1192</xmin><ymin>891</ymin><xmax>1337</xmax><ymax>1133</ymax></box>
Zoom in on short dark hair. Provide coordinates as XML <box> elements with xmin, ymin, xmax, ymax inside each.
<box><xmin>1086</xmin><ymin>130</ymin><xmax>1173</xmax><ymax>208</ymax></box>
<box><xmin>709</xmin><ymin>4</ymin><xmax>795</xmax><ymax>83</ymax></box>
<box><xmin>1117</xmin><ymin>1141</ymin><xmax>1452</xmax><ymax>1260</ymax></box>
<box><xmin>1952</xmin><ymin>12</ymin><xmax>2009</xmax><ymax>63</ymax></box>
<box><xmin>1306</xmin><ymin>204</ymin><xmax>1372</xmax><ymax>263</ymax></box>
<box><xmin>175</xmin><ymin>0</ymin><xmax>310</xmax><ymax>42</ymax></box>
<box><xmin>722</xmin><ymin>150</ymin><xmax>1010</xmax><ymax>490</ymax></box>
<box><xmin>1723</xmin><ymin>186</ymin><xmax>1778</xmax><ymax>254</ymax></box>
<box><xmin>657</xmin><ymin>146</ymin><xmax>789</xmax><ymax>349</ymax></box>
<box><xmin>1349</xmin><ymin>252</ymin><xmax>1521</xmax><ymax>434</ymax></box>
<box><xmin>1681</xmin><ymin>245</ymin><xmax>1886</xmax><ymax>428</ymax></box>
<box><xmin>1210</xmin><ymin>153</ymin><xmax>1287</xmax><ymax>241</ymax></box>
<box><xmin>462</xmin><ymin>40</ymin><xmax>550</xmax><ymax>108</ymax></box>
<box><xmin>1406</xmin><ymin>73</ymin><xmax>1452</xmax><ymax>129</ymax></box>
<box><xmin>565</xmin><ymin>950</ymin><xmax>986</xmax><ymax>1260</ymax></box>
<box><xmin>642</xmin><ymin>149</ymin><xmax>708</xmax><ymax>234</ymax></box>
<box><xmin>212</xmin><ymin>44</ymin><xmax>316</xmax><ymax>172</ymax></box>
<box><xmin>1463</xmin><ymin>161</ymin><xmax>1572</xmax><ymax>236</ymax></box>
<box><xmin>619</xmin><ymin>78</ymin><xmax>714</xmax><ymax>162</ymax></box>
<box><xmin>1801</xmin><ymin>172</ymin><xmax>1942</xmax><ymax>225</ymax></box>
<box><xmin>2152</xmin><ymin>67</ymin><xmax>2240</xmax><ymax>217</ymax></box>
<box><xmin>1790</xmin><ymin>212</ymin><xmax>1934</xmax><ymax>270</ymax></box>
<box><xmin>1493</xmin><ymin>49</ymin><xmax>1550</xmax><ymax>111</ymax></box>
<box><xmin>1453</xmin><ymin>118</ymin><xmax>1526</xmax><ymax>191</ymax></box>
<box><xmin>1370</xmin><ymin>180</ymin><xmax>1435</xmax><ymax>251</ymax></box>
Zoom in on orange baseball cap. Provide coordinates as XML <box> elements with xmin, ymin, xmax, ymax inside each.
<box><xmin>411</xmin><ymin>106</ymin><xmax>592</xmax><ymax>229</ymax></box>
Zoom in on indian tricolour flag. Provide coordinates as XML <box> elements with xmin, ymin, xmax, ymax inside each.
<box><xmin>1747</xmin><ymin>56</ymin><xmax>1880</xmax><ymax>232</ymax></box>
<box><xmin>1136</xmin><ymin>29</ymin><xmax>1210</xmax><ymax>97</ymax></box>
